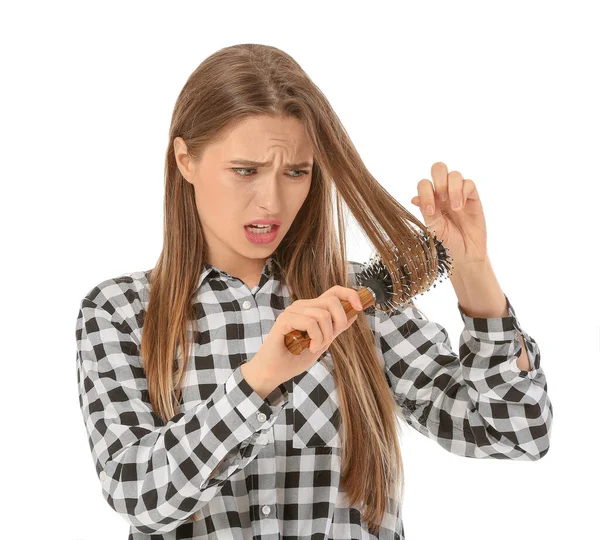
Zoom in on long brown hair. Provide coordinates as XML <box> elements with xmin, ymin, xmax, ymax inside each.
<box><xmin>141</xmin><ymin>43</ymin><xmax>439</xmax><ymax>535</ymax></box>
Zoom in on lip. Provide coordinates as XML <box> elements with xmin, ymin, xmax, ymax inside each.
<box><xmin>243</xmin><ymin>224</ymin><xmax>279</xmax><ymax>244</ymax></box>
<box><xmin>244</xmin><ymin>218</ymin><xmax>282</xmax><ymax>226</ymax></box>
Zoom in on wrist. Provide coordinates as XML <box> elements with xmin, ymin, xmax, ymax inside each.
<box><xmin>240</xmin><ymin>355</ymin><xmax>281</xmax><ymax>400</ymax></box>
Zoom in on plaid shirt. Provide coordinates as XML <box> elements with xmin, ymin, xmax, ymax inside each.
<box><xmin>75</xmin><ymin>256</ymin><xmax>553</xmax><ymax>539</ymax></box>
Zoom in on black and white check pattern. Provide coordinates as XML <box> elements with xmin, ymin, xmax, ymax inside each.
<box><xmin>75</xmin><ymin>256</ymin><xmax>552</xmax><ymax>539</ymax></box>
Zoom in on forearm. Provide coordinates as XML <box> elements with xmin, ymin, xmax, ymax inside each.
<box><xmin>449</xmin><ymin>256</ymin><xmax>531</xmax><ymax>371</ymax></box>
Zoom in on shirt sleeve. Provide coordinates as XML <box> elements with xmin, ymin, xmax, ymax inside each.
<box><xmin>376</xmin><ymin>293</ymin><xmax>553</xmax><ymax>461</ymax></box>
<box><xmin>75</xmin><ymin>296</ymin><xmax>289</xmax><ymax>535</ymax></box>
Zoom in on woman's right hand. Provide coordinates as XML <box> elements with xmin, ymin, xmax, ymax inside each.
<box><xmin>251</xmin><ymin>285</ymin><xmax>364</xmax><ymax>386</ymax></box>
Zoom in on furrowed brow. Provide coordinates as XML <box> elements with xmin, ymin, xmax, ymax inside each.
<box><xmin>228</xmin><ymin>159</ymin><xmax>313</xmax><ymax>168</ymax></box>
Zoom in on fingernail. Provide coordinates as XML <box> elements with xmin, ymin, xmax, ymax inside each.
<box><xmin>451</xmin><ymin>200</ymin><xmax>460</xmax><ymax>209</ymax></box>
<box><xmin>426</xmin><ymin>205</ymin><xmax>434</xmax><ymax>215</ymax></box>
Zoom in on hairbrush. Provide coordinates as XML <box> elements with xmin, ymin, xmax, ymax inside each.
<box><xmin>284</xmin><ymin>229</ymin><xmax>454</xmax><ymax>355</ymax></box>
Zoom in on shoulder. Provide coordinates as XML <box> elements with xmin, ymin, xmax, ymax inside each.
<box><xmin>78</xmin><ymin>268</ymin><xmax>152</xmax><ymax>327</ymax></box>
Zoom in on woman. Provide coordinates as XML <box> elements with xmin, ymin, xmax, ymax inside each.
<box><xmin>75</xmin><ymin>43</ymin><xmax>552</xmax><ymax>539</ymax></box>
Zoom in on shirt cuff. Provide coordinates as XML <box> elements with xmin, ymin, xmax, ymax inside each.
<box><xmin>457</xmin><ymin>292</ymin><xmax>539</xmax><ymax>376</ymax></box>
<box><xmin>457</xmin><ymin>293</ymin><xmax>529</xmax><ymax>341</ymax></box>
<box><xmin>225</xmin><ymin>364</ymin><xmax>289</xmax><ymax>431</ymax></box>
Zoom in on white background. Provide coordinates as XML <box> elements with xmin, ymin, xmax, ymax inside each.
<box><xmin>1</xmin><ymin>1</ymin><xmax>597</xmax><ymax>539</ymax></box>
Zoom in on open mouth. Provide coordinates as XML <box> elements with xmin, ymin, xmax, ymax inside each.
<box><xmin>244</xmin><ymin>224</ymin><xmax>277</xmax><ymax>234</ymax></box>
<box><xmin>243</xmin><ymin>223</ymin><xmax>280</xmax><ymax>244</ymax></box>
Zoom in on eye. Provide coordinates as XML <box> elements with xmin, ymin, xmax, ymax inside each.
<box><xmin>232</xmin><ymin>168</ymin><xmax>256</xmax><ymax>177</ymax></box>
<box><xmin>231</xmin><ymin>168</ymin><xmax>310</xmax><ymax>179</ymax></box>
<box><xmin>288</xmin><ymin>169</ymin><xmax>310</xmax><ymax>178</ymax></box>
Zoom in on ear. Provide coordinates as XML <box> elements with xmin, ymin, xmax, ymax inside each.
<box><xmin>173</xmin><ymin>136</ymin><xmax>195</xmax><ymax>184</ymax></box>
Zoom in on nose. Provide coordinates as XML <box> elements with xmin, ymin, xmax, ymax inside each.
<box><xmin>255</xmin><ymin>173</ymin><xmax>282</xmax><ymax>215</ymax></box>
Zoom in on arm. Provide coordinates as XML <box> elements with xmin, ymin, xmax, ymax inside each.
<box><xmin>448</xmin><ymin>256</ymin><xmax>531</xmax><ymax>371</ymax></box>
<box><xmin>76</xmin><ymin>297</ymin><xmax>288</xmax><ymax>535</ymax></box>
<box><xmin>376</xmin><ymin>295</ymin><xmax>553</xmax><ymax>460</ymax></box>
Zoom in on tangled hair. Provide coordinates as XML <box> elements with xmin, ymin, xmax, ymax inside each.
<box><xmin>141</xmin><ymin>43</ymin><xmax>438</xmax><ymax>535</ymax></box>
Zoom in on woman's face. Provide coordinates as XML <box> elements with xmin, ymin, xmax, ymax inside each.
<box><xmin>174</xmin><ymin>114</ymin><xmax>313</xmax><ymax>279</ymax></box>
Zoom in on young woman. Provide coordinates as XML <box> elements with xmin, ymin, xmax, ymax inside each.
<box><xmin>75</xmin><ymin>44</ymin><xmax>553</xmax><ymax>540</ymax></box>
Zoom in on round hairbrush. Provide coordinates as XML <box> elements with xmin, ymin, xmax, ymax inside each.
<box><xmin>284</xmin><ymin>230</ymin><xmax>454</xmax><ymax>355</ymax></box>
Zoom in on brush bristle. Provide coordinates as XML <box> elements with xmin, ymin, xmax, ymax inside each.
<box><xmin>356</xmin><ymin>230</ymin><xmax>453</xmax><ymax>313</ymax></box>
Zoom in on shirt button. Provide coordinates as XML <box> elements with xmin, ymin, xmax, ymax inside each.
<box><xmin>242</xmin><ymin>300</ymin><xmax>252</xmax><ymax>310</ymax></box>
<box><xmin>261</xmin><ymin>505</ymin><xmax>271</xmax><ymax>516</ymax></box>
<box><xmin>99</xmin><ymin>471</ymin><xmax>107</xmax><ymax>481</ymax></box>
<box><xmin>256</xmin><ymin>412</ymin><xmax>267</xmax><ymax>423</ymax></box>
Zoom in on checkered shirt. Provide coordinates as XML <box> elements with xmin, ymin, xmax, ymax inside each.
<box><xmin>75</xmin><ymin>256</ymin><xmax>552</xmax><ymax>539</ymax></box>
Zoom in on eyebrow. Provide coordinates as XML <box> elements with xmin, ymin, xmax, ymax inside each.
<box><xmin>228</xmin><ymin>159</ymin><xmax>314</xmax><ymax>168</ymax></box>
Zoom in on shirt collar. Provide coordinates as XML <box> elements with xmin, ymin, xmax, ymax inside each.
<box><xmin>197</xmin><ymin>254</ymin><xmax>281</xmax><ymax>290</ymax></box>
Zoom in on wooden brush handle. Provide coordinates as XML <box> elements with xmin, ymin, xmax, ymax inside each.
<box><xmin>284</xmin><ymin>288</ymin><xmax>375</xmax><ymax>355</ymax></box>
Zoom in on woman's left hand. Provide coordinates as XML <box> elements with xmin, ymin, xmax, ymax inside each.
<box><xmin>410</xmin><ymin>162</ymin><xmax>488</xmax><ymax>267</ymax></box>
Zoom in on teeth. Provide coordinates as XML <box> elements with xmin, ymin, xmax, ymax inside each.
<box><xmin>246</xmin><ymin>224</ymin><xmax>274</xmax><ymax>234</ymax></box>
